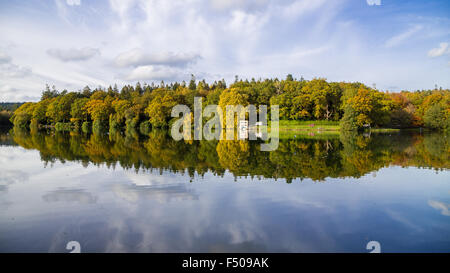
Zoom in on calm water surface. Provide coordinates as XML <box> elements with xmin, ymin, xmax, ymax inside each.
<box><xmin>0</xmin><ymin>128</ymin><xmax>449</xmax><ymax>252</ymax></box>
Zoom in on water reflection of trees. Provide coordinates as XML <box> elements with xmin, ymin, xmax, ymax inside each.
<box><xmin>8</xmin><ymin>127</ymin><xmax>450</xmax><ymax>182</ymax></box>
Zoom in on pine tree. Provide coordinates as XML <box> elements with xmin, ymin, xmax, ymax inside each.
<box><xmin>189</xmin><ymin>74</ymin><xmax>196</xmax><ymax>90</ymax></box>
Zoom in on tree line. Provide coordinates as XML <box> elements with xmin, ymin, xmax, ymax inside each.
<box><xmin>9</xmin><ymin>75</ymin><xmax>450</xmax><ymax>132</ymax></box>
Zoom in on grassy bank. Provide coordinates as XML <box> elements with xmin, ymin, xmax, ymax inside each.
<box><xmin>268</xmin><ymin>120</ymin><xmax>409</xmax><ymax>139</ymax></box>
<box><xmin>273</xmin><ymin>120</ymin><xmax>341</xmax><ymax>131</ymax></box>
<box><xmin>279</xmin><ymin>130</ymin><xmax>340</xmax><ymax>139</ymax></box>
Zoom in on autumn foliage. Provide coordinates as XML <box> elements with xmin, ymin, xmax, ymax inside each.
<box><xmin>9</xmin><ymin>76</ymin><xmax>450</xmax><ymax>132</ymax></box>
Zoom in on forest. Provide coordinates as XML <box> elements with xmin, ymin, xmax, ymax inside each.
<box><xmin>7</xmin><ymin>75</ymin><xmax>450</xmax><ymax>133</ymax></box>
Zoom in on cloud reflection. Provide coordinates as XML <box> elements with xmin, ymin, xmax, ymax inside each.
<box><xmin>112</xmin><ymin>173</ymin><xmax>198</xmax><ymax>203</ymax></box>
<box><xmin>42</xmin><ymin>189</ymin><xmax>98</xmax><ymax>204</ymax></box>
<box><xmin>428</xmin><ymin>200</ymin><xmax>450</xmax><ymax>216</ymax></box>
<box><xmin>0</xmin><ymin>170</ymin><xmax>29</xmax><ymax>192</ymax></box>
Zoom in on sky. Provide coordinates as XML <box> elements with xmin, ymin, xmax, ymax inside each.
<box><xmin>0</xmin><ymin>0</ymin><xmax>449</xmax><ymax>102</ymax></box>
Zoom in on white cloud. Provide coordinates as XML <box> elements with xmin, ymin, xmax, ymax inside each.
<box><xmin>0</xmin><ymin>63</ymin><xmax>32</xmax><ymax>78</ymax></box>
<box><xmin>384</xmin><ymin>25</ymin><xmax>423</xmax><ymax>48</ymax></box>
<box><xmin>125</xmin><ymin>65</ymin><xmax>185</xmax><ymax>81</ymax></box>
<box><xmin>280</xmin><ymin>0</ymin><xmax>327</xmax><ymax>19</ymax></box>
<box><xmin>210</xmin><ymin>0</ymin><xmax>269</xmax><ymax>12</ymax></box>
<box><xmin>0</xmin><ymin>84</ymin><xmax>39</xmax><ymax>101</ymax></box>
<box><xmin>427</xmin><ymin>42</ymin><xmax>450</xmax><ymax>58</ymax></box>
<box><xmin>115</xmin><ymin>49</ymin><xmax>200</xmax><ymax>68</ymax></box>
<box><xmin>46</xmin><ymin>47</ymin><xmax>100</xmax><ymax>62</ymax></box>
<box><xmin>66</xmin><ymin>0</ymin><xmax>81</xmax><ymax>6</ymax></box>
<box><xmin>0</xmin><ymin>51</ymin><xmax>12</xmax><ymax>64</ymax></box>
<box><xmin>366</xmin><ymin>0</ymin><xmax>381</xmax><ymax>6</ymax></box>
<box><xmin>0</xmin><ymin>51</ymin><xmax>32</xmax><ymax>78</ymax></box>
<box><xmin>0</xmin><ymin>0</ymin><xmax>449</xmax><ymax>101</ymax></box>
<box><xmin>0</xmin><ymin>84</ymin><xmax>17</xmax><ymax>94</ymax></box>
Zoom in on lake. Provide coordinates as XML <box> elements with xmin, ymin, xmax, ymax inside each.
<box><xmin>0</xmin><ymin>127</ymin><xmax>449</xmax><ymax>252</ymax></box>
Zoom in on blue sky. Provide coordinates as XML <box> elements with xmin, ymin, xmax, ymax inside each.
<box><xmin>0</xmin><ymin>0</ymin><xmax>449</xmax><ymax>101</ymax></box>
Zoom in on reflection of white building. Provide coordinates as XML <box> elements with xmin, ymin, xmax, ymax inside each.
<box><xmin>239</xmin><ymin>120</ymin><xmax>248</xmax><ymax>139</ymax></box>
<box><xmin>254</xmin><ymin>121</ymin><xmax>263</xmax><ymax>138</ymax></box>
<box><xmin>240</xmin><ymin>120</ymin><xmax>266</xmax><ymax>139</ymax></box>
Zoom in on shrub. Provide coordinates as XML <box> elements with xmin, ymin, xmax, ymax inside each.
<box><xmin>93</xmin><ymin>119</ymin><xmax>107</xmax><ymax>134</ymax></box>
<box><xmin>70</xmin><ymin>118</ymin><xmax>81</xmax><ymax>131</ymax></box>
<box><xmin>109</xmin><ymin>116</ymin><xmax>121</xmax><ymax>130</ymax></box>
<box><xmin>14</xmin><ymin>114</ymin><xmax>32</xmax><ymax>128</ymax></box>
<box><xmin>81</xmin><ymin>121</ymin><xmax>91</xmax><ymax>133</ymax></box>
<box><xmin>126</xmin><ymin>118</ymin><xmax>138</xmax><ymax>131</ymax></box>
<box><xmin>139</xmin><ymin>121</ymin><xmax>151</xmax><ymax>135</ymax></box>
<box><xmin>55</xmin><ymin>122</ymin><xmax>72</xmax><ymax>131</ymax></box>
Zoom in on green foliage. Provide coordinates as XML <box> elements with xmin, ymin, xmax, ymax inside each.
<box><xmin>424</xmin><ymin>104</ymin><xmax>447</xmax><ymax>130</ymax></box>
<box><xmin>340</xmin><ymin>105</ymin><xmax>358</xmax><ymax>131</ymax></box>
<box><xmin>111</xmin><ymin>99</ymin><xmax>131</xmax><ymax>125</ymax></box>
<box><xmin>145</xmin><ymin>93</ymin><xmax>180</xmax><ymax>127</ymax></box>
<box><xmin>10</xmin><ymin>78</ymin><xmax>450</xmax><ymax>132</ymax></box>
<box><xmin>84</xmin><ymin>100</ymin><xmax>111</xmax><ymax>121</ymax></box>
<box><xmin>57</xmin><ymin>92</ymin><xmax>78</xmax><ymax>122</ymax></box>
<box><xmin>44</xmin><ymin>98</ymin><xmax>58</xmax><ymax>124</ymax></box>
<box><xmin>11</xmin><ymin>102</ymin><xmax>35</xmax><ymax>128</ymax></box>
<box><xmin>32</xmin><ymin>99</ymin><xmax>49</xmax><ymax>124</ymax></box>
<box><xmin>341</xmin><ymin>86</ymin><xmax>392</xmax><ymax>129</ymax></box>
<box><xmin>71</xmin><ymin>98</ymin><xmax>89</xmax><ymax>122</ymax></box>
<box><xmin>301</xmin><ymin>78</ymin><xmax>334</xmax><ymax>119</ymax></box>
<box><xmin>126</xmin><ymin>118</ymin><xmax>139</xmax><ymax>131</ymax></box>
<box><xmin>139</xmin><ymin>121</ymin><xmax>152</xmax><ymax>135</ymax></box>
<box><xmin>109</xmin><ymin>118</ymin><xmax>120</xmax><ymax>130</ymax></box>
<box><xmin>205</xmin><ymin>88</ymin><xmax>223</xmax><ymax>106</ymax></box>
<box><xmin>92</xmin><ymin>119</ymin><xmax>107</xmax><ymax>134</ymax></box>
<box><xmin>55</xmin><ymin>122</ymin><xmax>72</xmax><ymax>131</ymax></box>
<box><xmin>81</xmin><ymin>121</ymin><xmax>91</xmax><ymax>133</ymax></box>
<box><xmin>390</xmin><ymin>109</ymin><xmax>413</xmax><ymax>128</ymax></box>
<box><xmin>0</xmin><ymin>102</ymin><xmax>23</xmax><ymax>112</ymax></box>
<box><xmin>41</xmin><ymin>84</ymin><xmax>59</xmax><ymax>100</ymax></box>
<box><xmin>188</xmin><ymin>74</ymin><xmax>196</xmax><ymax>90</ymax></box>
<box><xmin>219</xmin><ymin>88</ymin><xmax>249</xmax><ymax>127</ymax></box>
<box><xmin>278</xmin><ymin>119</ymin><xmax>340</xmax><ymax>131</ymax></box>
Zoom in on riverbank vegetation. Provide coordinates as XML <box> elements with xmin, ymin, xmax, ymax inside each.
<box><xmin>9</xmin><ymin>75</ymin><xmax>450</xmax><ymax>133</ymax></box>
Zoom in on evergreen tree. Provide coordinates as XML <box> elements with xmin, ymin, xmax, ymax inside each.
<box><xmin>188</xmin><ymin>74</ymin><xmax>196</xmax><ymax>90</ymax></box>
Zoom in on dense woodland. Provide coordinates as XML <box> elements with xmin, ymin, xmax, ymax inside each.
<box><xmin>7</xmin><ymin>75</ymin><xmax>450</xmax><ymax>132</ymax></box>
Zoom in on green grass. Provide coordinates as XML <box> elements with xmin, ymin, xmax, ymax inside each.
<box><xmin>279</xmin><ymin>130</ymin><xmax>340</xmax><ymax>140</ymax></box>
<box><xmin>266</xmin><ymin>120</ymin><xmax>408</xmax><ymax>139</ymax></box>
<box><xmin>273</xmin><ymin>120</ymin><xmax>341</xmax><ymax>131</ymax></box>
